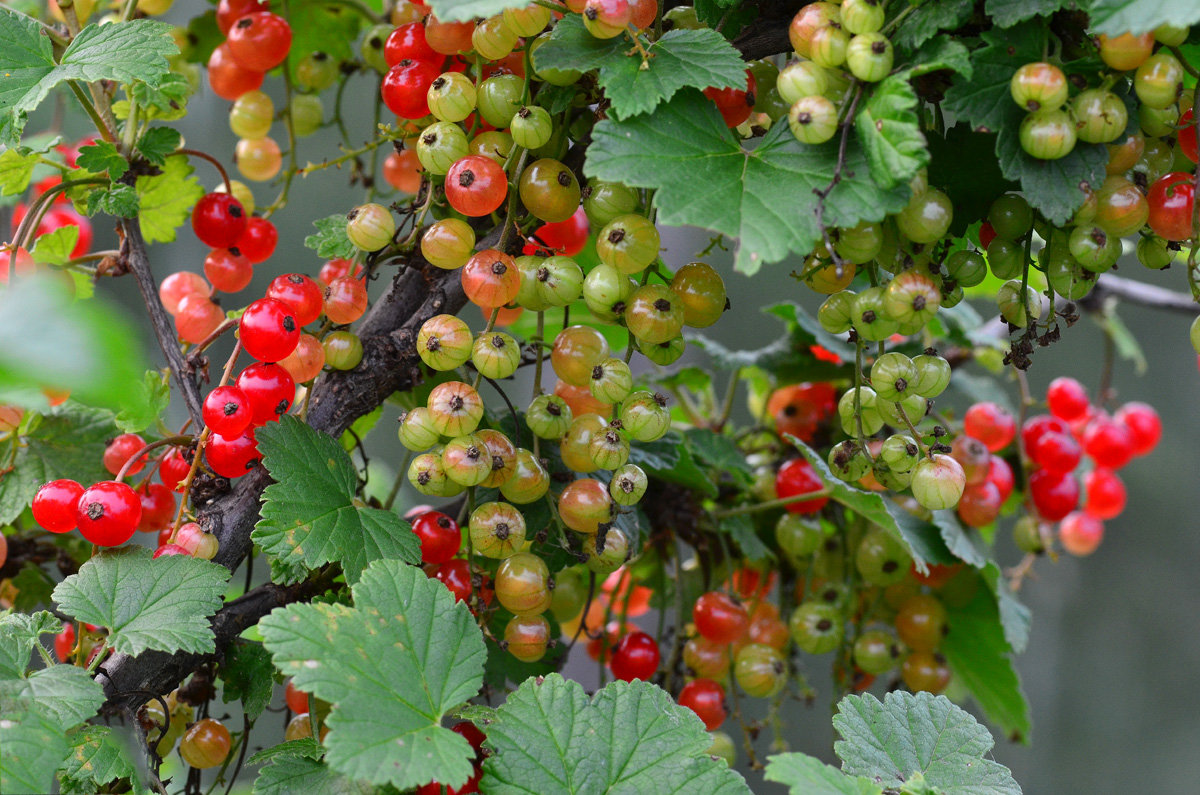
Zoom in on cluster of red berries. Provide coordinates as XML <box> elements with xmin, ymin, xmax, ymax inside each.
<box><xmin>207</xmin><ymin>0</ymin><xmax>293</xmax><ymax>102</ymax></box>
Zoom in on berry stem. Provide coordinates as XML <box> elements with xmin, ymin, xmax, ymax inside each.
<box><xmin>896</xmin><ymin>406</ymin><xmax>930</xmax><ymax>461</ymax></box>
<box><xmin>532</xmin><ymin>311</ymin><xmax>546</xmax><ymax>397</ymax></box>
<box><xmin>178</xmin><ymin>148</ymin><xmax>234</xmax><ymax>196</ymax></box>
<box><xmin>114</xmin><ymin>434</ymin><xmax>196</xmax><ymax>483</ymax></box>
<box><xmin>712</xmin><ymin>488</ymin><xmax>833</xmax><ymax>518</ymax></box>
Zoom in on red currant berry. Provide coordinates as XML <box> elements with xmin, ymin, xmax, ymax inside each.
<box><xmin>206</xmin><ymin>429</ymin><xmax>261</xmax><ymax>478</ymax></box>
<box><xmin>382</xmin><ymin>58</ymin><xmax>442</xmax><ymax>119</ymax></box>
<box><xmin>963</xmin><ymin>401</ymin><xmax>1016</xmax><ymax>452</ymax></box>
<box><xmin>203</xmin><ymin>385</ymin><xmax>254</xmax><ymax>438</ymax></box>
<box><xmin>1179</xmin><ymin>108</ymin><xmax>1198</xmax><ymax>164</ymax></box>
<box><xmin>774</xmin><ymin>458</ymin><xmax>829</xmax><ymax>514</ymax></box>
<box><xmin>411</xmin><ymin>510</ymin><xmax>462</xmax><ymax>565</ymax></box>
<box><xmin>678</xmin><ymin>678</ymin><xmax>726</xmax><ymax>730</ymax></box>
<box><xmin>1082</xmin><ymin>417</ymin><xmax>1134</xmax><ymax>469</ymax></box>
<box><xmin>766</xmin><ymin>382</ymin><xmax>837</xmax><ymax>443</ymax></box>
<box><xmin>160</xmin><ymin>448</ymin><xmax>191</xmax><ymax>490</ymax></box>
<box><xmin>207</xmin><ymin>42</ymin><xmax>264</xmax><ymax>101</ymax></box>
<box><xmin>525</xmin><ymin>207</ymin><xmax>590</xmax><ymax>257</ymax></box>
<box><xmin>1083</xmin><ymin>467</ymin><xmax>1126</xmax><ymax>520</ymax></box>
<box><xmin>236</xmin><ymin>216</ymin><xmax>277</xmax><ymax>264</ymax></box>
<box><xmin>1046</xmin><ymin>377</ymin><xmax>1090</xmax><ymax>421</ymax></box>
<box><xmin>610</xmin><ymin>631</ymin><xmax>660</xmax><ymax>681</ymax></box>
<box><xmin>1031</xmin><ymin>430</ymin><xmax>1081</xmax><ymax>474</ymax></box>
<box><xmin>693</xmin><ymin>591</ymin><xmax>750</xmax><ymax>645</ymax></box>
<box><xmin>103</xmin><ymin>433</ymin><xmax>148</xmax><ymax>476</ymax></box>
<box><xmin>323</xmin><ymin>275</ymin><xmax>369</xmax><ymax>324</ymax></box>
<box><xmin>1028</xmin><ymin>469</ymin><xmax>1079</xmax><ymax>521</ymax></box>
<box><xmin>32</xmin><ymin>479</ymin><xmax>85</xmax><ymax>533</ymax></box>
<box><xmin>235</xmin><ymin>362</ymin><xmax>296</xmax><ymax>426</ymax></box>
<box><xmin>957</xmin><ymin>480</ymin><xmax>1002</xmax><ymax>527</ymax></box>
<box><xmin>216</xmin><ymin>0</ymin><xmax>267</xmax><ymax>34</ymax></box>
<box><xmin>1020</xmin><ymin>414</ymin><xmax>1071</xmax><ymax>457</ymax></box>
<box><xmin>180</xmin><ymin>718</ymin><xmax>232</xmax><ymax>769</ymax></box>
<box><xmin>445</xmin><ymin>155</ymin><xmax>507</xmax><ymax>217</ymax></box>
<box><xmin>159</xmin><ymin>271</ymin><xmax>212</xmax><ymax>315</ymax></box>
<box><xmin>153</xmin><ymin>543</ymin><xmax>191</xmax><ymax>558</ymax></box>
<box><xmin>227</xmin><ymin>12</ymin><xmax>292</xmax><ymax>72</ymax></box>
<box><xmin>385</xmin><ymin>22</ymin><xmax>438</xmax><ymax>66</ymax></box>
<box><xmin>137</xmin><ymin>483</ymin><xmax>176</xmax><ymax>532</ymax></box>
<box><xmin>192</xmin><ymin>193</ymin><xmax>248</xmax><ymax>249</ymax></box>
<box><xmin>175</xmin><ymin>295</ymin><xmax>225</xmax><ymax>345</ymax></box>
<box><xmin>203</xmin><ymin>247</ymin><xmax>253</xmax><ymax>293</ymax></box>
<box><xmin>77</xmin><ymin>481</ymin><xmax>142</xmax><ymax>546</ymax></box>
<box><xmin>239</xmin><ymin>298</ymin><xmax>300</xmax><ymax>362</ymax></box>
<box><xmin>703</xmin><ymin>70</ymin><xmax>756</xmax><ymax>128</ymax></box>
<box><xmin>986</xmin><ymin>455</ymin><xmax>1015</xmax><ymax>502</ymax></box>
<box><xmin>1146</xmin><ymin>172</ymin><xmax>1195</xmax><ymax>242</ymax></box>
<box><xmin>1114</xmin><ymin>401</ymin><xmax>1161</xmax><ymax>456</ymax></box>
<box><xmin>1059</xmin><ymin>511</ymin><xmax>1104</xmax><ymax>556</ymax></box>
<box><xmin>433</xmin><ymin>558</ymin><xmax>473</xmax><ymax>603</ymax></box>
<box><xmin>266</xmin><ymin>274</ymin><xmax>324</xmax><ymax>326</ymax></box>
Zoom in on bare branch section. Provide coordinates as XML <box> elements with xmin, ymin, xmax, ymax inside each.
<box><xmin>120</xmin><ymin>219</ymin><xmax>205</xmax><ymax>428</ymax></box>
<box><xmin>1085</xmin><ymin>272</ymin><xmax>1200</xmax><ymax>315</ymax></box>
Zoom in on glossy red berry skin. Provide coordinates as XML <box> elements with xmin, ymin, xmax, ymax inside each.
<box><xmin>385</xmin><ymin>22</ymin><xmax>438</xmax><ymax>66</ymax></box>
<box><xmin>445</xmin><ymin>155</ymin><xmax>507</xmax><ymax>217</ymax></box>
<box><xmin>266</xmin><ymin>274</ymin><xmax>324</xmax><ymax>326</ymax></box>
<box><xmin>207</xmin><ymin>42</ymin><xmax>264</xmax><ymax>101</ymax></box>
<box><xmin>1083</xmin><ymin>467</ymin><xmax>1126</xmax><ymax>520</ymax></box>
<box><xmin>235</xmin><ymin>362</ymin><xmax>296</xmax><ymax>426</ymax></box>
<box><xmin>32</xmin><ymin>479</ymin><xmax>85</xmax><ymax>533</ymax></box>
<box><xmin>103</xmin><ymin>433</ymin><xmax>147</xmax><ymax>476</ymax></box>
<box><xmin>226</xmin><ymin>12</ymin><xmax>293</xmax><ymax>72</ymax></box>
<box><xmin>1082</xmin><ymin>417</ymin><xmax>1135</xmax><ymax>470</ymax></box>
<box><xmin>1046</xmin><ymin>377</ymin><xmax>1090</xmax><ymax>421</ymax></box>
<box><xmin>203</xmin><ymin>385</ymin><xmax>254</xmax><ymax>438</ymax></box>
<box><xmin>236</xmin><ymin>217</ymin><xmax>278</xmax><ymax>264</ymax></box>
<box><xmin>411</xmin><ymin>511</ymin><xmax>462</xmax><ymax>565</ymax></box>
<box><xmin>76</xmin><ymin>481</ymin><xmax>142</xmax><ymax>546</ymax></box>
<box><xmin>154</xmin><ymin>543</ymin><xmax>191</xmax><ymax>558</ymax></box>
<box><xmin>137</xmin><ymin>483</ymin><xmax>176</xmax><ymax>532</ymax></box>
<box><xmin>382</xmin><ymin>58</ymin><xmax>443</xmax><ymax>119</ymax></box>
<box><xmin>206</xmin><ymin>429</ymin><xmax>261</xmax><ymax>478</ymax></box>
<box><xmin>1028</xmin><ymin>469</ymin><xmax>1078</xmax><ymax>521</ymax></box>
<box><xmin>524</xmin><ymin>208</ymin><xmax>589</xmax><ymax>256</ymax></box>
<box><xmin>1020</xmin><ymin>414</ymin><xmax>1070</xmax><ymax>457</ymax></box>
<box><xmin>678</xmin><ymin>678</ymin><xmax>727</xmax><ymax>730</ymax></box>
<box><xmin>704</xmin><ymin>70</ymin><xmax>756</xmax><ymax>128</ymax></box>
<box><xmin>1031</xmin><ymin>430</ymin><xmax>1081</xmax><ymax>474</ymax></box>
<box><xmin>963</xmin><ymin>401</ymin><xmax>1017</xmax><ymax>453</ymax></box>
<box><xmin>433</xmin><ymin>559</ymin><xmax>473</xmax><ymax>603</ymax></box>
<box><xmin>986</xmin><ymin>455</ymin><xmax>1015</xmax><ymax>502</ymax></box>
<box><xmin>239</xmin><ymin>298</ymin><xmax>300</xmax><ymax>363</ymax></box>
<box><xmin>610</xmin><ymin>631</ymin><xmax>660</xmax><ymax>681</ymax></box>
<box><xmin>693</xmin><ymin>591</ymin><xmax>749</xmax><ymax>645</ymax></box>
<box><xmin>774</xmin><ymin>457</ymin><xmax>829</xmax><ymax>514</ymax></box>
<box><xmin>1114</xmin><ymin>401</ymin><xmax>1161</xmax><ymax>456</ymax></box>
<box><xmin>216</xmin><ymin>0</ymin><xmax>267</xmax><ymax>34</ymax></box>
<box><xmin>1147</xmin><ymin>172</ymin><xmax>1196</xmax><ymax>242</ymax></box>
<box><xmin>160</xmin><ymin>448</ymin><xmax>192</xmax><ymax>490</ymax></box>
<box><xmin>192</xmin><ymin>193</ymin><xmax>248</xmax><ymax>249</ymax></box>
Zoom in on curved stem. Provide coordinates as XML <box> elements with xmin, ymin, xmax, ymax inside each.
<box><xmin>179</xmin><ymin>148</ymin><xmax>233</xmax><ymax>195</ymax></box>
<box><xmin>115</xmin><ymin>435</ymin><xmax>196</xmax><ymax>483</ymax></box>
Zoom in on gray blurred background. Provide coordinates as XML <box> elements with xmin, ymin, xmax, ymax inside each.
<box><xmin>32</xmin><ymin>16</ymin><xmax>1200</xmax><ymax>791</ymax></box>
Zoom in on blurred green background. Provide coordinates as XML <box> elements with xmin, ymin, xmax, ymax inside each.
<box><xmin>32</xmin><ymin>15</ymin><xmax>1200</xmax><ymax>791</ymax></box>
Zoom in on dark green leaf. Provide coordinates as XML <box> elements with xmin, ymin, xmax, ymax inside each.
<box><xmin>685</xmin><ymin>427</ymin><xmax>753</xmax><ymax>481</ymax></box>
<box><xmin>253</xmin><ymin>747</ymin><xmax>374</xmax><ymax>795</ymax></box>
<box><xmin>723</xmin><ymin>513</ymin><xmax>773</xmax><ymax>563</ymax></box>
<box><xmin>0</xmin><ymin>276</ymin><xmax>146</xmax><ymax>412</ymax></box>
<box><xmin>252</xmin><ymin>416</ymin><xmax>421</xmax><ymax>583</ymax></box>
<box><xmin>534</xmin><ymin>83</ymin><xmax>578</xmax><ymax>116</ymax></box>
<box><xmin>135</xmin><ymin>153</ymin><xmax>203</xmax><ymax>243</ymax></box>
<box><xmin>0</xmin><ymin>663</ymin><xmax>105</xmax><ymax>731</ymax></box>
<box><xmin>58</xmin><ymin>725</ymin><xmax>145</xmax><ymax>795</ymax></box>
<box><xmin>533</xmin><ymin>16</ymin><xmax>747</xmax><ymax>120</ymax></box>
<box><xmin>0</xmin><ymin>610</ymin><xmax>60</xmax><ymax>677</ymax></box>
<box><xmin>893</xmin><ymin>0</ymin><xmax>975</xmax><ymax>53</ymax></box>
<box><xmin>115</xmin><ymin>370</ymin><xmax>171</xmax><ymax>433</ymax></box>
<box><xmin>586</xmin><ymin>91</ymin><xmax>909</xmax><ymax>275</ymax></box>
<box><xmin>927</xmin><ymin>127</ymin><xmax>1017</xmax><ymax>236</ymax></box>
<box><xmin>219</xmin><ymin>640</ymin><xmax>275</xmax><ymax>722</ymax></box>
<box><xmin>182</xmin><ymin>10</ymin><xmax>223</xmax><ymax>65</ymax></box>
<box><xmin>0</xmin><ymin>707</ymin><xmax>68</xmax><ymax>795</ymax></box>
<box><xmin>943</xmin><ymin>24</ymin><xmax>1047</xmax><ymax>134</ymax></box>
<box><xmin>480</xmin><ymin>674</ymin><xmax>751</xmax><ymax>794</ymax></box>
<box><xmin>985</xmin><ymin>0</ymin><xmax>1068</xmax><ymax>27</ymax></box>
<box><xmin>994</xmin><ymin>104</ymin><xmax>1109</xmax><ymax>225</ymax></box>
<box><xmin>908</xmin><ymin>39</ymin><xmax>974</xmax><ymax>78</ymax></box>
<box><xmin>1087</xmin><ymin>0</ymin><xmax>1200</xmax><ymax>36</ymax></box>
<box><xmin>855</xmin><ymin>73</ymin><xmax>929</xmax><ymax>190</ymax></box>
<box><xmin>53</xmin><ymin>546</ymin><xmax>230</xmax><ymax>657</ymax></box>
<box><xmin>260</xmin><ymin>560</ymin><xmax>487</xmax><ymax>791</ymax></box>
<box><xmin>28</xmin><ymin>225</ymin><xmax>80</xmax><ymax>265</ymax></box>
<box><xmin>981</xmin><ymin>562</ymin><xmax>1031</xmax><ymax>653</ymax></box>
<box><xmin>9</xmin><ymin>563</ymin><xmax>56</xmax><ymax>611</ymax></box>
<box><xmin>941</xmin><ymin>584</ymin><xmax>1032</xmax><ymax>742</ymax></box>
<box><xmin>285</xmin><ymin>0</ymin><xmax>365</xmax><ymax>82</ymax></box>
<box><xmin>76</xmin><ymin>141</ymin><xmax>129</xmax><ymax>179</ymax></box>
<box><xmin>930</xmin><ymin>510</ymin><xmax>988</xmax><ymax>567</ymax></box>
<box><xmin>136</xmin><ymin>126</ymin><xmax>182</xmax><ymax>166</ymax></box>
<box><xmin>833</xmin><ymin>691</ymin><xmax>1021</xmax><ymax>794</ymax></box>
<box><xmin>305</xmin><ymin>214</ymin><xmax>356</xmax><ymax>260</ymax></box>
<box><xmin>764</xmin><ymin>752</ymin><xmax>883</xmax><ymax>795</ymax></box>
<box><xmin>86</xmin><ymin>183</ymin><xmax>140</xmax><ymax>218</ymax></box>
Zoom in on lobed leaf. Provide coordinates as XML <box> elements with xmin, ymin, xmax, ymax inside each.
<box><xmin>764</xmin><ymin>752</ymin><xmax>883</xmax><ymax>795</ymax></box>
<box><xmin>0</xmin><ymin>706</ymin><xmax>69</xmax><ymax>795</ymax></box>
<box><xmin>135</xmin><ymin>153</ymin><xmax>204</xmax><ymax>243</ymax></box>
<box><xmin>1086</xmin><ymin>0</ymin><xmax>1200</xmax><ymax>35</ymax></box>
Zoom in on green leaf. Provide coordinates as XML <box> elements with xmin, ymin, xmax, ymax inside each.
<box><xmin>893</xmin><ymin>0</ymin><xmax>975</xmax><ymax>52</ymax></box>
<box><xmin>0</xmin><ymin>663</ymin><xmax>105</xmax><ymax>730</ymax></box>
<box><xmin>1086</xmin><ymin>0</ymin><xmax>1200</xmax><ymax>36</ymax></box>
<box><xmin>52</xmin><ymin>546</ymin><xmax>230</xmax><ymax>657</ymax></box>
<box><xmin>928</xmin><ymin>126</ymin><xmax>1016</xmax><ymax>236</ymax></box>
<box><xmin>124</xmin><ymin>71</ymin><xmax>192</xmax><ymax>121</ymax></box>
<box><xmin>114</xmin><ymin>370</ymin><xmax>171</xmax><ymax>433</ymax></box>
<box><xmin>0</xmin><ymin>610</ymin><xmax>61</xmax><ymax>677</ymax></box>
<box><xmin>285</xmin><ymin>0</ymin><xmax>364</xmax><ymax>82</ymax></box>
<box><xmin>480</xmin><ymin>673</ymin><xmax>751</xmax><ymax>794</ymax></box>
<box><xmin>534</xmin><ymin>83</ymin><xmax>577</xmax><ymax>116</ymax></box>
<box><xmin>985</xmin><ymin>0</ymin><xmax>1067</xmax><ymax>27</ymax></box>
<box><xmin>28</xmin><ymin>224</ymin><xmax>80</xmax><ymax>265</ymax></box>
<box><xmin>855</xmin><ymin>73</ymin><xmax>928</xmax><ymax>191</ymax></box>
<box><xmin>8</xmin><ymin>563</ymin><xmax>56</xmax><ymax>611</ymax></box>
<box><xmin>135</xmin><ymin>153</ymin><xmax>204</xmax><ymax>243</ymax></box>
<box><xmin>684</xmin><ymin>427</ymin><xmax>753</xmax><ymax>482</ymax></box>
<box><xmin>534</xmin><ymin>16</ymin><xmax>747</xmax><ymax>120</ymax></box>
<box><xmin>219</xmin><ymin>640</ymin><xmax>275</xmax><ymax>722</ymax></box>
<box><xmin>786</xmin><ymin>437</ymin><xmax>957</xmax><ymax>573</ymax></box>
<box><xmin>0</xmin><ymin>147</ymin><xmax>38</xmax><ymax>195</ymax></box>
<box><xmin>253</xmin><ymin>749</ymin><xmax>373</xmax><ymax>795</ymax></box>
<box><xmin>930</xmin><ymin>510</ymin><xmax>987</xmax><ymax>567</ymax></box>
<box><xmin>86</xmin><ymin>182</ymin><xmax>140</xmax><ymax>218</ymax></box>
<box><xmin>994</xmin><ymin>105</ymin><xmax>1109</xmax><ymax>225</ymax></box>
<box><xmin>76</xmin><ymin>141</ymin><xmax>129</xmax><ymax>180</ymax></box>
<box><xmin>981</xmin><ymin>562</ymin><xmax>1031</xmax><ymax>653</ymax></box>
<box><xmin>339</xmin><ymin>404</ymin><xmax>383</xmax><ymax>452</ymax></box>
<box><xmin>0</xmin><ymin>707</ymin><xmax>69</xmax><ymax>795</ymax></box>
<box><xmin>58</xmin><ymin>725</ymin><xmax>143</xmax><ymax>795</ymax></box>
<box><xmin>135</xmin><ymin>126</ymin><xmax>182</xmax><ymax>166</ymax></box>
<box><xmin>908</xmin><ymin>39</ymin><xmax>974</xmax><ymax>79</ymax></box>
<box><xmin>943</xmin><ymin>24</ymin><xmax>1046</xmax><ymax>134</ymax></box>
<box><xmin>252</xmin><ymin>416</ymin><xmax>421</xmax><ymax>583</ymax></box>
<box><xmin>764</xmin><ymin>752</ymin><xmax>883</xmax><ymax>795</ymax></box>
<box><xmin>259</xmin><ymin>559</ymin><xmax>487</xmax><ymax>791</ymax></box>
<box><xmin>587</xmin><ymin>91</ymin><xmax>908</xmax><ymax>275</ymax></box>
<box><xmin>425</xmin><ymin>0</ymin><xmax>527</xmax><ymax>22</ymax></box>
<box><xmin>723</xmin><ymin>513</ymin><xmax>773</xmax><ymax>563</ymax></box>
<box><xmin>304</xmin><ymin>213</ymin><xmax>356</xmax><ymax>260</ymax></box>
<box><xmin>941</xmin><ymin>583</ymin><xmax>1032</xmax><ymax>742</ymax></box>
<box><xmin>832</xmin><ymin>691</ymin><xmax>1021</xmax><ymax>795</ymax></box>
<box><xmin>0</xmin><ymin>276</ymin><xmax>146</xmax><ymax>412</ymax></box>
<box><xmin>0</xmin><ymin>11</ymin><xmax>178</xmax><ymax>144</ymax></box>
